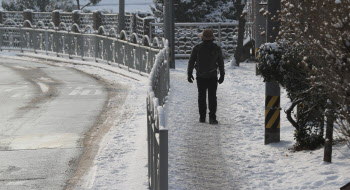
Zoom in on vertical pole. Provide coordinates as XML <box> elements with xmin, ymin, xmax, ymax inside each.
<box><xmin>164</xmin><ymin>0</ymin><xmax>175</xmax><ymax>69</ymax></box>
<box><xmin>118</xmin><ymin>0</ymin><xmax>125</xmax><ymax>33</ymax></box>
<box><xmin>265</xmin><ymin>81</ymin><xmax>281</xmax><ymax>144</ymax></box>
<box><xmin>255</xmin><ymin>0</ymin><xmax>267</xmax><ymax>75</ymax></box>
<box><xmin>266</xmin><ymin>0</ymin><xmax>280</xmax><ymax>43</ymax></box>
<box><xmin>80</xmin><ymin>32</ymin><xmax>84</xmax><ymax>60</ymax></box>
<box><xmin>218</xmin><ymin>23</ymin><xmax>222</xmax><ymax>45</ymax></box>
<box><xmin>265</xmin><ymin>0</ymin><xmax>281</xmax><ymax>145</ymax></box>
<box><xmin>93</xmin><ymin>11</ymin><xmax>102</xmax><ymax>32</ymax></box>
<box><xmin>170</xmin><ymin>0</ymin><xmax>175</xmax><ymax>68</ymax></box>
<box><xmin>159</xmin><ymin>129</ymin><xmax>169</xmax><ymax>190</ymax></box>
<box><xmin>72</xmin><ymin>10</ymin><xmax>80</xmax><ymax>32</ymax></box>
<box><xmin>23</xmin><ymin>10</ymin><xmax>33</xmax><ymax>24</ymax></box>
<box><xmin>146</xmin><ymin>99</ymin><xmax>151</xmax><ymax>188</ymax></box>
<box><xmin>68</xmin><ymin>30</ymin><xmax>71</xmax><ymax>59</ymax></box>
<box><xmin>149</xmin><ymin>23</ymin><xmax>153</xmax><ymax>39</ymax></box>
<box><xmin>20</xmin><ymin>26</ymin><xmax>23</xmax><ymax>52</ymax></box>
<box><xmin>52</xmin><ymin>10</ymin><xmax>61</xmax><ymax>28</ymax></box>
<box><xmin>255</xmin><ymin>0</ymin><xmax>266</xmax><ymax>55</ymax></box>
<box><xmin>95</xmin><ymin>35</ymin><xmax>99</xmax><ymax>62</ymax></box>
<box><xmin>324</xmin><ymin>109</ymin><xmax>334</xmax><ymax>162</ymax></box>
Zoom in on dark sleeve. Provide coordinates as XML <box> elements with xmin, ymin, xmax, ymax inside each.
<box><xmin>217</xmin><ymin>46</ymin><xmax>225</xmax><ymax>76</ymax></box>
<box><xmin>187</xmin><ymin>45</ymin><xmax>198</xmax><ymax>76</ymax></box>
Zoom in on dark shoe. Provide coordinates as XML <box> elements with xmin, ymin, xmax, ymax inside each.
<box><xmin>209</xmin><ymin>118</ymin><xmax>218</xmax><ymax>125</ymax></box>
<box><xmin>200</xmin><ymin>118</ymin><xmax>206</xmax><ymax>123</ymax></box>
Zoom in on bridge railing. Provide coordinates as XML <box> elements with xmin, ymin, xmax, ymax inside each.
<box><xmin>0</xmin><ymin>24</ymin><xmax>163</xmax><ymax>74</ymax></box>
<box><xmin>147</xmin><ymin>40</ymin><xmax>169</xmax><ymax>190</ymax></box>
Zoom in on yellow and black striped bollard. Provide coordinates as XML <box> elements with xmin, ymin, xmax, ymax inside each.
<box><xmin>265</xmin><ymin>80</ymin><xmax>280</xmax><ymax>144</ymax></box>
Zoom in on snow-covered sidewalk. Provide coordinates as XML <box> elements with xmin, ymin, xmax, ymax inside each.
<box><xmin>165</xmin><ymin>60</ymin><xmax>350</xmax><ymax>190</ymax></box>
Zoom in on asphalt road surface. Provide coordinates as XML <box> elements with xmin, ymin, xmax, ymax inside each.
<box><xmin>0</xmin><ymin>57</ymin><xmax>117</xmax><ymax>190</ymax></box>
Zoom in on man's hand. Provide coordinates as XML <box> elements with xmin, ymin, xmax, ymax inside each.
<box><xmin>218</xmin><ymin>75</ymin><xmax>224</xmax><ymax>84</ymax></box>
<box><xmin>188</xmin><ymin>74</ymin><xmax>194</xmax><ymax>83</ymax></box>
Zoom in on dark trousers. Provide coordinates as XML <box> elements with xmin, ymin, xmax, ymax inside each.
<box><xmin>196</xmin><ymin>77</ymin><xmax>218</xmax><ymax>120</ymax></box>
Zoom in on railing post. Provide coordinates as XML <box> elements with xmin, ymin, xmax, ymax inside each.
<box><xmin>72</xmin><ymin>10</ymin><xmax>80</xmax><ymax>30</ymax></box>
<box><xmin>68</xmin><ymin>30</ymin><xmax>71</xmax><ymax>59</ymax></box>
<box><xmin>159</xmin><ymin>128</ymin><xmax>168</xmax><ymax>190</ymax></box>
<box><xmin>20</xmin><ymin>26</ymin><xmax>23</xmax><ymax>52</ymax></box>
<box><xmin>55</xmin><ymin>29</ymin><xmax>59</xmax><ymax>57</ymax></box>
<box><xmin>45</xmin><ymin>29</ymin><xmax>48</xmax><ymax>54</ymax></box>
<box><xmin>144</xmin><ymin>17</ymin><xmax>155</xmax><ymax>37</ymax></box>
<box><xmin>80</xmin><ymin>32</ymin><xmax>84</xmax><ymax>60</ymax></box>
<box><xmin>149</xmin><ymin>23</ymin><xmax>153</xmax><ymax>39</ymax></box>
<box><xmin>23</xmin><ymin>9</ymin><xmax>33</xmax><ymax>24</ymax></box>
<box><xmin>138</xmin><ymin>45</ymin><xmax>142</xmax><ymax>73</ymax></box>
<box><xmin>118</xmin><ymin>0</ymin><xmax>125</xmax><ymax>33</ymax></box>
<box><xmin>132</xmin><ymin>14</ymin><xmax>137</xmax><ymax>34</ymax></box>
<box><xmin>33</xmin><ymin>28</ymin><xmax>37</xmax><ymax>53</ymax></box>
<box><xmin>95</xmin><ymin>34</ymin><xmax>98</xmax><ymax>62</ymax></box>
<box><xmin>147</xmin><ymin>97</ymin><xmax>151</xmax><ymax>188</ymax></box>
<box><xmin>52</xmin><ymin>10</ymin><xmax>61</xmax><ymax>28</ymax></box>
<box><xmin>93</xmin><ymin>10</ymin><xmax>102</xmax><ymax>31</ymax></box>
<box><xmin>151</xmin><ymin>124</ymin><xmax>156</xmax><ymax>189</ymax></box>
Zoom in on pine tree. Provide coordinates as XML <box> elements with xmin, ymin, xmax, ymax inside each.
<box><xmin>151</xmin><ymin>0</ymin><xmax>236</xmax><ymax>22</ymax></box>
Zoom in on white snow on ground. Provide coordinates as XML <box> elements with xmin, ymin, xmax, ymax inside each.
<box><xmin>165</xmin><ymin>59</ymin><xmax>350</xmax><ymax>190</ymax></box>
<box><xmin>1</xmin><ymin>51</ymin><xmax>349</xmax><ymax>189</ymax></box>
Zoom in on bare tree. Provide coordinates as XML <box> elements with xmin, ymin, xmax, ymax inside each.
<box><xmin>76</xmin><ymin>0</ymin><xmax>101</xmax><ymax>10</ymax></box>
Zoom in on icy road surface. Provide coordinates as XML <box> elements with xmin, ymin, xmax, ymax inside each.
<box><xmin>0</xmin><ymin>56</ymin><xmax>127</xmax><ymax>190</ymax></box>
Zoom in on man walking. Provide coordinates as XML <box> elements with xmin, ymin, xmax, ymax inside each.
<box><xmin>187</xmin><ymin>28</ymin><xmax>225</xmax><ymax>124</ymax></box>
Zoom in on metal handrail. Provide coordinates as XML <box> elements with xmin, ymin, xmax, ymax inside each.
<box><xmin>147</xmin><ymin>41</ymin><xmax>169</xmax><ymax>189</ymax></box>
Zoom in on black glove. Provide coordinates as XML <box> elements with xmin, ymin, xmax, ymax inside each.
<box><xmin>218</xmin><ymin>75</ymin><xmax>224</xmax><ymax>84</ymax></box>
<box><xmin>188</xmin><ymin>74</ymin><xmax>194</xmax><ymax>83</ymax></box>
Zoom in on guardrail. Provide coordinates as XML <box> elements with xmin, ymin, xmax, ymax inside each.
<box><xmin>147</xmin><ymin>41</ymin><xmax>169</xmax><ymax>190</ymax></box>
<box><xmin>0</xmin><ymin>24</ymin><xmax>164</xmax><ymax>74</ymax></box>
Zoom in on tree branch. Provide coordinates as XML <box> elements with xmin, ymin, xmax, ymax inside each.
<box><xmin>81</xmin><ymin>2</ymin><xmax>92</xmax><ymax>10</ymax></box>
<box><xmin>285</xmin><ymin>98</ymin><xmax>305</xmax><ymax>131</ymax></box>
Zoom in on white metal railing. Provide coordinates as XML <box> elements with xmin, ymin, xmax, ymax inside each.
<box><xmin>147</xmin><ymin>40</ymin><xmax>169</xmax><ymax>190</ymax></box>
<box><xmin>0</xmin><ymin>24</ymin><xmax>163</xmax><ymax>73</ymax></box>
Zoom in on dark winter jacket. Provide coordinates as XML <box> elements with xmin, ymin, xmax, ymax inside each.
<box><xmin>187</xmin><ymin>40</ymin><xmax>225</xmax><ymax>79</ymax></box>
